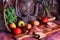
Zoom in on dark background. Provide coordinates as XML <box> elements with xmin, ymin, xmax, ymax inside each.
<box><xmin>0</xmin><ymin>0</ymin><xmax>7</xmax><ymax>31</ymax></box>
<box><xmin>58</xmin><ymin>0</ymin><xmax>60</xmax><ymax>15</ymax></box>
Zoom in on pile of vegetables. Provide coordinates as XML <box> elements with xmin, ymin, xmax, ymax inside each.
<box><xmin>5</xmin><ymin>5</ymin><xmax>17</xmax><ymax>24</ymax></box>
<box><xmin>8</xmin><ymin>19</ymin><xmax>47</xmax><ymax>35</ymax></box>
<box><xmin>9</xmin><ymin>21</ymin><xmax>25</xmax><ymax>35</ymax></box>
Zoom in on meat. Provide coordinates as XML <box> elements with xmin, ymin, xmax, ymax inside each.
<box><xmin>28</xmin><ymin>25</ymin><xmax>46</xmax><ymax>35</ymax></box>
<box><xmin>47</xmin><ymin>22</ymin><xmax>57</xmax><ymax>29</ymax></box>
<box><xmin>38</xmin><ymin>25</ymin><xmax>46</xmax><ymax>32</ymax></box>
<box><xmin>28</xmin><ymin>26</ymin><xmax>45</xmax><ymax>35</ymax></box>
<box><xmin>34</xmin><ymin>26</ymin><xmax>44</xmax><ymax>32</ymax></box>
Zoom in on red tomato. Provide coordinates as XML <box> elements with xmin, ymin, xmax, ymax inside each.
<box><xmin>13</xmin><ymin>27</ymin><xmax>22</xmax><ymax>35</ymax></box>
<box><xmin>42</xmin><ymin>17</ymin><xmax>48</xmax><ymax>23</ymax></box>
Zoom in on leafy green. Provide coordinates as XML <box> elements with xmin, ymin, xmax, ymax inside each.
<box><xmin>6</xmin><ymin>6</ymin><xmax>17</xmax><ymax>24</ymax></box>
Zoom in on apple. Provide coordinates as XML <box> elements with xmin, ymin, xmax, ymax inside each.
<box><xmin>18</xmin><ymin>21</ymin><xmax>25</xmax><ymax>27</ymax></box>
<box><xmin>9</xmin><ymin>23</ymin><xmax>16</xmax><ymax>29</ymax></box>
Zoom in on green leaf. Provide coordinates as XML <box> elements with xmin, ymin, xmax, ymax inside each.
<box><xmin>6</xmin><ymin>6</ymin><xmax>17</xmax><ymax>24</ymax></box>
<box><xmin>12</xmin><ymin>8</ymin><xmax>15</xmax><ymax>14</ymax></box>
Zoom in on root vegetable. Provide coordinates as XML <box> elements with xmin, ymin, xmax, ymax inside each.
<box><xmin>27</xmin><ymin>24</ymin><xmax>32</xmax><ymax>29</ymax></box>
<box><xmin>33</xmin><ymin>20</ymin><xmax>40</xmax><ymax>26</ymax></box>
<box><xmin>48</xmin><ymin>17</ymin><xmax>56</xmax><ymax>21</ymax></box>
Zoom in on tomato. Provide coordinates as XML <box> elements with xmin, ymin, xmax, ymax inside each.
<box><xmin>13</xmin><ymin>27</ymin><xmax>22</xmax><ymax>35</ymax></box>
<box><xmin>27</xmin><ymin>24</ymin><xmax>32</xmax><ymax>29</ymax></box>
<box><xmin>42</xmin><ymin>17</ymin><xmax>48</xmax><ymax>23</ymax></box>
<box><xmin>18</xmin><ymin>21</ymin><xmax>25</xmax><ymax>27</ymax></box>
<box><xmin>33</xmin><ymin>20</ymin><xmax>40</xmax><ymax>26</ymax></box>
<box><xmin>9</xmin><ymin>23</ymin><xmax>16</xmax><ymax>29</ymax></box>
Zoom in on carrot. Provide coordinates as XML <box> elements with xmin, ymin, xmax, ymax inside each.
<box><xmin>45</xmin><ymin>28</ymin><xmax>60</xmax><ymax>35</ymax></box>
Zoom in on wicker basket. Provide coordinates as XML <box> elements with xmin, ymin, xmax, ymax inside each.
<box><xmin>4</xmin><ymin>3</ymin><xmax>13</xmax><ymax>32</ymax></box>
